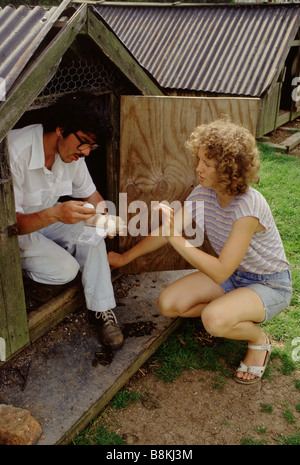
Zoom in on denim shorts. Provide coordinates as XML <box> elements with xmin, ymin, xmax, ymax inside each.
<box><xmin>220</xmin><ymin>269</ymin><xmax>292</xmax><ymax>323</ymax></box>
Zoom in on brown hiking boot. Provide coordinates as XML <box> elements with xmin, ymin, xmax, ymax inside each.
<box><xmin>90</xmin><ymin>309</ymin><xmax>124</xmax><ymax>350</ymax></box>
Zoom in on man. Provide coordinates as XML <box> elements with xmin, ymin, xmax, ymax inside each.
<box><xmin>7</xmin><ymin>91</ymin><xmax>124</xmax><ymax>350</ymax></box>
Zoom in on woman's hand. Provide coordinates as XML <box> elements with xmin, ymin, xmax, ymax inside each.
<box><xmin>107</xmin><ymin>251</ymin><xmax>127</xmax><ymax>269</ymax></box>
<box><xmin>155</xmin><ymin>202</ymin><xmax>178</xmax><ymax>238</ymax></box>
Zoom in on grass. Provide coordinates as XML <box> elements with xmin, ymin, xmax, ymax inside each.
<box><xmin>148</xmin><ymin>320</ymin><xmax>246</xmax><ymax>383</ymax></box>
<box><xmin>260</xmin><ymin>403</ymin><xmax>273</xmax><ymax>414</ymax></box>
<box><xmin>72</xmin><ymin>144</ymin><xmax>300</xmax><ymax>445</ymax></box>
<box><xmin>72</xmin><ymin>388</ymin><xmax>142</xmax><ymax>445</ymax></box>
<box><xmin>276</xmin><ymin>432</ymin><xmax>300</xmax><ymax>445</ymax></box>
<box><xmin>109</xmin><ymin>388</ymin><xmax>142</xmax><ymax>410</ymax></box>
<box><xmin>73</xmin><ymin>415</ymin><xmax>125</xmax><ymax>446</ymax></box>
<box><xmin>256</xmin><ymin>144</ymin><xmax>300</xmax><ymax>307</ymax></box>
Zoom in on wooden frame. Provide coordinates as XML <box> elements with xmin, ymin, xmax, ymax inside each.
<box><xmin>87</xmin><ymin>7</ymin><xmax>164</xmax><ymax>97</ymax></box>
<box><xmin>0</xmin><ymin>5</ymin><xmax>88</xmax><ymax>363</ymax></box>
<box><xmin>0</xmin><ymin>139</ymin><xmax>29</xmax><ymax>360</ymax></box>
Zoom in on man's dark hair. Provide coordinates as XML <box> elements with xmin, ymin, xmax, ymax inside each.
<box><xmin>44</xmin><ymin>91</ymin><xmax>112</xmax><ymax>142</ymax></box>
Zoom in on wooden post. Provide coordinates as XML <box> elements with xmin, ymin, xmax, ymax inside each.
<box><xmin>0</xmin><ymin>140</ymin><xmax>29</xmax><ymax>362</ymax></box>
<box><xmin>104</xmin><ymin>92</ymin><xmax>120</xmax><ymax>258</ymax></box>
<box><xmin>87</xmin><ymin>8</ymin><xmax>164</xmax><ymax>97</ymax></box>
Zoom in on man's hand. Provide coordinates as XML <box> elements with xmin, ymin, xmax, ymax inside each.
<box><xmin>16</xmin><ymin>201</ymin><xmax>97</xmax><ymax>235</ymax></box>
<box><xmin>54</xmin><ymin>200</ymin><xmax>96</xmax><ymax>224</ymax></box>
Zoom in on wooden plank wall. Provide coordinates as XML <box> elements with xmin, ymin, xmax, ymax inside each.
<box><xmin>0</xmin><ymin>140</ymin><xmax>29</xmax><ymax>362</ymax></box>
<box><xmin>257</xmin><ymin>82</ymin><xmax>282</xmax><ymax>138</ymax></box>
<box><xmin>119</xmin><ymin>96</ymin><xmax>260</xmax><ymax>273</ymax></box>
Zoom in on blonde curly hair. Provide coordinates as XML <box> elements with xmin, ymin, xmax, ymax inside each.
<box><xmin>186</xmin><ymin>119</ymin><xmax>260</xmax><ymax>196</ymax></box>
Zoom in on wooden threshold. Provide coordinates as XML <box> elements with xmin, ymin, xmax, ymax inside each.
<box><xmin>26</xmin><ymin>270</ymin><xmax>122</xmax><ymax>344</ymax></box>
<box><xmin>57</xmin><ymin>316</ymin><xmax>182</xmax><ymax>445</ymax></box>
<box><xmin>0</xmin><ymin>270</ymin><xmax>193</xmax><ymax>445</ymax></box>
<box><xmin>264</xmin><ymin>131</ymin><xmax>300</xmax><ymax>153</ymax></box>
<box><xmin>28</xmin><ymin>283</ymin><xmax>85</xmax><ymax>343</ymax></box>
<box><xmin>276</xmin><ymin>111</ymin><xmax>291</xmax><ymax>127</ymax></box>
<box><xmin>281</xmin><ymin>131</ymin><xmax>300</xmax><ymax>152</ymax></box>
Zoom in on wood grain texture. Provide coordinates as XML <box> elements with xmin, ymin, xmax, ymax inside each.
<box><xmin>119</xmin><ymin>96</ymin><xmax>260</xmax><ymax>272</ymax></box>
<box><xmin>0</xmin><ymin>141</ymin><xmax>29</xmax><ymax>360</ymax></box>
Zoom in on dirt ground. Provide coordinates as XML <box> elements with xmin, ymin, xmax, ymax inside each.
<box><xmin>103</xmin><ymin>359</ymin><xmax>299</xmax><ymax>446</ymax></box>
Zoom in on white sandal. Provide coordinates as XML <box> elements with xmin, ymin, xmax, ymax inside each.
<box><xmin>233</xmin><ymin>338</ymin><xmax>272</xmax><ymax>385</ymax></box>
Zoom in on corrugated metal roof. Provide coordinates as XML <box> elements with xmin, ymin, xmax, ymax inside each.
<box><xmin>94</xmin><ymin>4</ymin><xmax>300</xmax><ymax>97</ymax></box>
<box><xmin>0</xmin><ymin>0</ymin><xmax>71</xmax><ymax>96</ymax></box>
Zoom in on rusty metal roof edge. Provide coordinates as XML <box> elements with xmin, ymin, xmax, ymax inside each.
<box><xmin>260</xmin><ymin>15</ymin><xmax>300</xmax><ymax>98</ymax></box>
<box><xmin>88</xmin><ymin>5</ymin><xmax>164</xmax><ymax>93</ymax></box>
<box><xmin>0</xmin><ymin>0</ymin><xmax>73</xmax><ymax>95</ymax></box>
<box><xmin>94</xmin><ymin>3</ymin><xmax>300</xmax><ymax>97</ymax></box>
<box><xmin>73</xmin><ymin>1</ymin><xmax>300</xmax><ymax>7</ymax></box>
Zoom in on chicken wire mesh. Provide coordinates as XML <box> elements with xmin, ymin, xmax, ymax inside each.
<box><xmin>32</xmin><ymin>57</ymin><xmax>137</xmax><ymax>108</ymax></box>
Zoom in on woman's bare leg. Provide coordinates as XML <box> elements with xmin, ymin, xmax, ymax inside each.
<box><xmin>158</xmin><ymin>275</ymin><xmax>268</xmax><ymax>382</ymax></box>
<box><xmin>200</xmin><ymin>287</ymin><xmax>267</xmax><ymax>381</ymax></box>
<box><xmin>157</xmin><ymin>271</ymin><xmax>224</xmax><ymax>318</ymax></box>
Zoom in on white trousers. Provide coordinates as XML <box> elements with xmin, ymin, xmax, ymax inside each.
<box><xmin>18</xmin><ymin>222</ymin><xmax>116</xmax><ymax>313</ymax></box>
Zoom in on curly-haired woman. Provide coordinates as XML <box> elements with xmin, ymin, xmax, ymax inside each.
<box><xmin>108</xmin><ymin>120</ymin><xmax>292</xmax><ymax>384</ymax></box>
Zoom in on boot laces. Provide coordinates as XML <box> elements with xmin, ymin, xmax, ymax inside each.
<box><xmin>96</xmin><ymin>309</ymin><xmax>117</xmax><ymax>325</ymax></box>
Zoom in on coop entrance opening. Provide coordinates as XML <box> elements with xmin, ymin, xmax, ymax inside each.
<box><xmin>11</xmin><ymin>88</ymin><xmax>114</xmax><ymax>342</ymax></box>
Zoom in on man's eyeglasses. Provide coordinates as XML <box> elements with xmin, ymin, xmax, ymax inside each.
<box><xmin>73</xmin><ymin>132</ymin><xmax>100</xmax><ymax>155</ymax></box>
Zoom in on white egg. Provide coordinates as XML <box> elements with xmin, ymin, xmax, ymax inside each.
<box><xmin>83</xmin><ymin>203</ymin><xmax>95</xmax><ymax>209</ymax></box>
<box><xmin>107</xmin><ymin>219</ymin><xmax>117</xmax><ymax>236</ymax></box>
<box><xmin>117</xmin><ymin>217</ymin><xmax>126</xmax><ymax>229</ymax></box>
<box><xmin>96</xmin><ymin>215</ymin><xmax>107</xmax><ymax>228</ymax></box>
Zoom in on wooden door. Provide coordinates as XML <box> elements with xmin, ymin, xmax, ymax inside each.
<box><xmin>118</xmin><ymin>96</ymin><xmax>260</xmax><ymax>273</ymax></box>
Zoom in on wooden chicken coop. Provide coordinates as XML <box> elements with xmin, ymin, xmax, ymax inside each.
<box><xmin>1</xmin><ymin>1</ymin><xmax>299</xmax><ymax>363</ymax></box>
